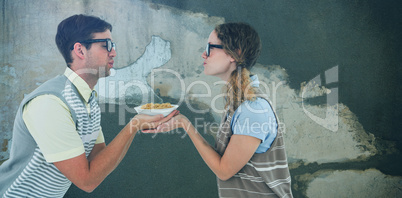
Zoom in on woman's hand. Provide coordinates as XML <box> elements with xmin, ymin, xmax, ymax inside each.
<box><xmin>129</xmin><ymin>110</ymin><xmax>180</xmax><ymax>133</ymax></box>
<box><xmin>142</xmin><ymin>113</ymin><xmax>189</xmax><ymax>133</ymax></box>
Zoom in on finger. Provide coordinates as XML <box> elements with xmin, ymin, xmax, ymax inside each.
<box><xmin>167</xmin><ymin>110</ymin><xmax>179</xmax><ymax>119</ymax></box>
<box><xmin>156</xmin><ymin>122</ymin><xmax>176</xmax><ymax>132</ymax></box>
<box><xmin>142</xmin><ymin>129</ymin><xmax>158</xmax><ymax>133</ymax></box>
<box><xmin>159</xmin><ymin>110</ymin><xmax>179</xmax><ymax>124</ymax></box>
<box><xmin>143</xmin><ymin>124</ymin><xmax>169</xmax><ymax>133</ymax></box>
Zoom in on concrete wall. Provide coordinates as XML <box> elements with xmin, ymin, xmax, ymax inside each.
<box><xmin>1</xmin><ymin>0</ymin><xmax>401</xmax><ymax>197</ymax></box>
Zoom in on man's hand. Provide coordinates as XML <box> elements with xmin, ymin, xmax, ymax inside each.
<box><xmin>130</xmin><ymin>110</ymin><xmax>180</xmax><ymax>132</ymax></box>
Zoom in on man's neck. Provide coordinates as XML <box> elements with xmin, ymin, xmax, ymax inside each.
<box><xmin>80</xmin><ymin>74</ymin><xmax>98</xmax><ymax>90</ymax></box>
<box><xmin>69</xmin><ymin>65</ymin><xmax>98</xmax><ymax>90</ymax></box>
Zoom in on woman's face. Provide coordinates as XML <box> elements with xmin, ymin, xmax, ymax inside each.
<box><xmin>202</xmin><ymin>30</ymin><xmax>236</xmax><ymax>81</ymax></box>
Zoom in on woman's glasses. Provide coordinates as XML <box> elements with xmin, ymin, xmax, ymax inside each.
<box><xmin>206</xmin><ymin>43</ymin><xmax>223</xmax><ymax>57</ymax></box>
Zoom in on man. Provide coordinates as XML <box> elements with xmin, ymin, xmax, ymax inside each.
<box><xmin>0</xmin><ymin>14</ymin><xmax>176</xmax><ymax>197</ymax></box>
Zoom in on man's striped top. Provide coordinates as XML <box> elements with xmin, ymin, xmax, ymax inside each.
<box><xmin>0</xmin><ymin>71</ymin><xmax>101</xmax><ymax>197</ymax></box>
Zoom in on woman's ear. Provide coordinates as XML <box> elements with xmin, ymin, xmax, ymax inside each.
<box><xmin>229</xmin><ymin>56</ymin><xmax>236</xmax><ymax>63</ymax></box>
<box><xmin>229</xmin><ymin>49</ymin><xmax>242</xmax><ymax>63</ymax></box>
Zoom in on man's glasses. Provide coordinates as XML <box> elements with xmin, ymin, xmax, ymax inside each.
<box><xmin>71</xmin><ymin>38</ymin><xmax>116</xmax><ymax>52</ymax></box>
<box><xmin>206</xmin><ymin>43</ymin><xmax>223</xmax><ymax>57</ymax></box>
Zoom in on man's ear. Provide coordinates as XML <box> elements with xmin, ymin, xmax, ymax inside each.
<box><xmin>72</xmin><ymin>43</ymin><xmax>85</xmax><ymax>59</ymax></box>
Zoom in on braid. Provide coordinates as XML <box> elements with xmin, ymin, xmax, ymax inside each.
<box><xmin>225</xmin><ymin>67</ymin><xmax>257</xmax><ymax>112</ymax></box>
<box><xmin>215</xmin><ymin>22</ymin><xmax>261</xmax><ymax>111</ymax></box>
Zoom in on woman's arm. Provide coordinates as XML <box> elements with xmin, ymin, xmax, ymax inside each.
<box><xmin>154</xmin><ymin>115</ymin><xmax>261</xmax><ymax>181</ymax></box>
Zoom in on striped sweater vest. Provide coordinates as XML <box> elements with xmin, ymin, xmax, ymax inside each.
<box><xmin>0</xmin><ymin>75</ymin><xmax>101</xmax><ymax>197</ymax></box>
<box><xmin>215</xmin><ymin>97</ymin><xmax>293</xmax><ymax>198</ymax></box>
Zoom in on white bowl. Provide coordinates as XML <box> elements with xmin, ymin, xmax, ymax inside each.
<box><xmin>134</xmin><ymin>105</ymin><xmax>179</xmax><ymax>117</ymax></box>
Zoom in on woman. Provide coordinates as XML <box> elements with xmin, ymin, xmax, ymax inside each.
<box><xmin>150</xmin><ymin>22</ymin><xmax>292</xmax><ymax>197</ymax></box>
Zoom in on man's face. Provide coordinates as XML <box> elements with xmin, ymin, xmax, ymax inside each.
<box><xmin>85</xmin><ymin>30</ymin><xmax>116</xmax><ymax>78</ymax></box>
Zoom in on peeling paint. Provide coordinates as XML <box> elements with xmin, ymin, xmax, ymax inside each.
<box><xmin>1</xmin><ymin>139</ymin><xmax>7</xmax><ymax>152</ymax></box>
<box><xmin>0</xmin><ymin>130</ymin><xmax>12</xmax><ymax>160</ymax></box>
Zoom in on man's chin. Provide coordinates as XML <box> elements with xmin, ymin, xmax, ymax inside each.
<box><xmin>98</xmin><ymin>71</ymin><xmax>110</xmax><ymax>78</ymax></box>
<box><xmin>103</xmin><ymin>67</ymin><xmax>114</xmax><ymax>77</ymax></box>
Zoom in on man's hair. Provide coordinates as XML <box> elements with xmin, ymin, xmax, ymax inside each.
<box><xmin>55</xmin><ymin>14</ymin><xmax>112</xmax><ymax>66</ymax></box>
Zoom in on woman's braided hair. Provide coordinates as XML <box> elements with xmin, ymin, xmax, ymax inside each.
<box><xmin>215</xmin><ymin>22</ymin><xmax>262</xmax><ymax>112</ymax></box>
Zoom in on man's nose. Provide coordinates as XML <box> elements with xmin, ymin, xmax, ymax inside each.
<box><xmin>109</xmin><ymin>48</ymin><xmax>116</xmax><ymax>57</ymax></box>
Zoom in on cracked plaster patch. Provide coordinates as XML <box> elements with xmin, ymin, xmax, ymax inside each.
<box><xmin>305</xmin><ymin>169</ymin><xmax>402</xmax><ymax>198</ymax></box>
<box><xmin>251</xmin><ymin>64</ymin><xmax>378</xmax><ymax>164</ymax></box>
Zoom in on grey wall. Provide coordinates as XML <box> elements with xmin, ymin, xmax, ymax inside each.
<box><xmin>1</xmin><ymin>0</ymin><xmax>401</xmax><ymax>197</ymax></box>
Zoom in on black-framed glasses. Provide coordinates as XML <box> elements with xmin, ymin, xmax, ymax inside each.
<box><xmin>206</xmin><ymin>43</ymin><xmax>223</xmax><ymax>57</ymax></box>
<box><xmin>71</xmin><ymin>39</ymin><xmax>116</xmax><ymax>52</ymax></box>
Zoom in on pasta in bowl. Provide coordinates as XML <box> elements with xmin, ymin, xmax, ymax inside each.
<box><xmin>134</xmin><ymin>103</ymin><xmax>179</xmax><ymax>117</ymax></box>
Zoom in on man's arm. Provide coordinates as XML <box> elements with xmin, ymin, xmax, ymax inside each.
<box><xmin>24</xmin><ymin>94</ymin><xmax>177</xmax><ymax>192</ymax></box>
<box><xmin>53</xmin><ymin>121</ymin><xmax>137</xmax><ymax>193</ymax></box>
<box><xmin>54</xmin><ymin>112</ymin><xmax>177</xmax><ymax>193</ymax></box>
<box><xmin>87</xmin><ymin>129</ymin><xmax>106</xmax><ymax>162</ymax></box>
<box><xmin>87</xmin><ymin>143</ymin><xmax>106</xmax><ymax>162</ymax></box>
